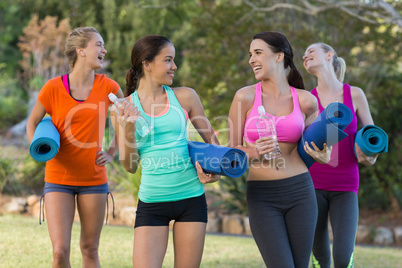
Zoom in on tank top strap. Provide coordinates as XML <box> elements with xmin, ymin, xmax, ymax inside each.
<box><xmin>310</xmin><ymin>88</ymin><xmax>318</xmax><ymax>98</ymax></box>
<box><xmin>163</xmin><ymin>85</ymin><xmax>180</xmax><ymax>108</ymax></box>
<box><xmin>130</xmin><ymin>91</ymin><xmax>145</xmax><ymax>116</ymax></box>
<box><xmin>342</xmin><ymin>84</ymin><xmax>353</xmax><ymax>109</ymax></box>
<box><xmin>131</xmin><ymin>86</ymin><xmax>186</xmax><ymax>119</ymax></box>
<box><xmin>255</xmin><ymin>82</ymin><xmax>263</xmax><ymax>108</ymax></box>
<box><xmin>310</xmin><ymin>88</ymin><xmax>324</xmax><ymax>111</ymax></box>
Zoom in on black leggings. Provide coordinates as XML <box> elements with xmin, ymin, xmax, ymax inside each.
<box><xmin>247</xmin><ymin>172</ymin><xmax>318</xmax><ymax>268</ymax></box>
<box><xmin>312</xmin><ymin>190</ymin><xmax>358</xmax><ymax>268</ymax></box>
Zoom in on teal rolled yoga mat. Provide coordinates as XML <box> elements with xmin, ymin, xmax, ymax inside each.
<box><xmin>29</xmin><ymin>117</ymin><xmax>60</xmax><ymax>162</ymax></box>
<box><xmin>188</xmin><ymin>141</ymin><xmax>248</xmax><ymax>178</ymax></box>
<box><xmin>298</xmin><ymin>102</ymin><xmax>353</xmax><ymax>168</ymax></box>
<box><xmin>355</xmin><ymin>125</ymin><xmax>388</xmax><ymax>156</ymax></box>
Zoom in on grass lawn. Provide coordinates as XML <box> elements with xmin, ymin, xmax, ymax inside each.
<box><xmin>0</xmin><ymin>214</ymin><xmax>400</xmax><ymax>267</ymax></box>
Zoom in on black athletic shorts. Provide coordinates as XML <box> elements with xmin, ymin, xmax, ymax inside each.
<box><xmin>134</xmin><ymin>193</ymin><xmax>208</xmax><ymax>228</ymax></box>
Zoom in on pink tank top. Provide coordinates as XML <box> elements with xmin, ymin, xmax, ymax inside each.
<box><xmin>243</xmin><ymin>82</ymin><xmax>305</xmax><ymax>144</ymax></box>
<box><xmin>309</xmin><ymin>84</ymin><xmax>359</xmax><ymax>194</ymax></box>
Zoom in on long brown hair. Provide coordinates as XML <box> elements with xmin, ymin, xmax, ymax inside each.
<box><xmin>253</xmin><ymin>31</ymin><xmax>305</xmax><ymax>89</ymax></box>
<box><xmin>125</xmin><ymin>35</ymin><xmax>173</xmax><ymax>96</ymax></box>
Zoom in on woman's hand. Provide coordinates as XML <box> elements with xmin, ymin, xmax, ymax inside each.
<box><xmin>255</xmin><ymin>136</ymin><xmax>279</xmax><ymax>159</ymax></box>
<box><xmin>195</xmin><ymin>161</ymin><xmax>221</xmax><ymax>184</ymax></box>
<box><xmin>304</xmin><ymin>141</ymin><xmax>332</xmax><ymax>164</ymax></box>
<box><xmin>111</xmin><ymin>100</ymin><xmax>141</xmax><ymax>128</ymax></box>
<box><xmin>355</xmin><ymin>143</ymin><xmax>379</xmax><ymax>166</ymax></box>
<box><xmin>95</xmin><ymin>151</ymin><xmax>113</xmax><ymax>166</ymax></box>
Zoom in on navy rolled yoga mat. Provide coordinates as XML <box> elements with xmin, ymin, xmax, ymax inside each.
<box><xmin>355</xmin><ymin>125</ymin><xmax>388</xmax><ymax>156</ymax></box>
<box><xmin>298</xmin><ymin>102</ymin><xmax>353</xmax><ymax>168</ymax></box>
<box><xmin>29</xmin><ymin>117</ymin><xmax>60</xmax><ymax>162</ymax></box>
<box><xmin>188</xmin><ymin>141</ymin><xmax>248</xmax><ymax>178</ymax></box>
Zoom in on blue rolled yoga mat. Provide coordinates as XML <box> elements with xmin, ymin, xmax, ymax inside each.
<box><xmin>298</xmin><ymin>102</ymin><xmax>353</xmax><ymax>168</ymax></box>
<box><xmin>188</xmin><ymin>141</ymin><xmax>248</xmax><ymax>178</ymax></box>
<box><xmin>29</xmin><ymin>117</ymin><xmax>60</xmax><ymax>162</ymax></box>
<box><xmin>355</xmin><ymin>125</ymin><xmax>388</xmax><ymax>156</ymax></box>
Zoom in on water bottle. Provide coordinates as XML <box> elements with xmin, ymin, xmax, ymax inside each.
<box><xmin>108</xmin><ymin>93</ymin><xmax>153</xmax><ymax>137</ymax></box>
<box><xmin>256</xmin><ymin>106</ymin><xmax>281</xmax><ymax>160</ymax></box>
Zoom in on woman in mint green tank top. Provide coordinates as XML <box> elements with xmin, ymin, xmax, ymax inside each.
<box><xmin>110</xmin><ymin>35</ymin><xmax>220</xmax><ymax>268</ymax></box>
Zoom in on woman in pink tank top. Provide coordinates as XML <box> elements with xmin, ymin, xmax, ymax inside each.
<box><xmin>228</xmin><ymin>31</ymin><xmax>331</xmax><ymax>268</ymax></box>
<box><xmin>303</xmin><ymin>43</ymin><xmax>379</xmax><ymax>268</ymax></box>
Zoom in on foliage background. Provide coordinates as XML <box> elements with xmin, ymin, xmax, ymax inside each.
<box><xmin>0</xmin><ymin>0</ymin><xmax>401</xmax><ymax>213</ymax></box>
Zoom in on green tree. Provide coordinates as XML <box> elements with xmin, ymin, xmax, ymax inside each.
<box><xmin>9</xmin><ymin>15</ymin><xmax>71</xmax><ymax>136</ymax></box>
<box><xmin>359</xmin><ymin>72</ymin><xmax>402</xmax><ymax>213</ymax></box>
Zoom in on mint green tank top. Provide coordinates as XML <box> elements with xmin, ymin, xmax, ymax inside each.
<box><xmin>131</xmin><ymin>85</ymin><xmax>204</xmax><ymax>203</ymax></box>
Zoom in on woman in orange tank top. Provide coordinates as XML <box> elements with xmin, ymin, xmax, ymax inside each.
<box><xmin>26</xmin><ymin>27</ymin><xmax>129</xmax><ymax>267</ymax></box>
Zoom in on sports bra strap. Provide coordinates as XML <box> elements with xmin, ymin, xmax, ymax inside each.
<box><xmin>62</xmin><ymin>74</ymin><xmax>69</xmax><ymax>93</ymax></box>
<box><xmin>254</xmin><ymin>82</ymin><xmax>263</xmax><ymax>108</ymax></box>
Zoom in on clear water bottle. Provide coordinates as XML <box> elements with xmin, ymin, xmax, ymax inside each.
<box><xmin>256</xmin><ymin>106</ymin><xmax>281</xmax><ymax>160</ymax></box>
<box><xmin>108</xmin><ymin>93</ymin><xmax>153</xmax><ymax>137</ymax></box>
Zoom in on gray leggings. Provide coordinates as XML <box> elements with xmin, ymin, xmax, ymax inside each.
<box><xmin>312</xmin><ymin>190</ymin><xmax>358</xmax><ymax>268</ymax></box>
<box><xmin>247</xmin><ymin>172</ymin><xmax>318</xmax><ymax>268</ymax></box>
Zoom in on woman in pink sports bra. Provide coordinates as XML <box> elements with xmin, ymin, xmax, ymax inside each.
<box><xmin>228</xmin><ymin>31</ymin><xmax>330</xmax><ymax>268</ymax></box>
<box><xmin>303</xmin><ymin>43</ymin><xmax>378</xmax><ymax>268</ymax></box>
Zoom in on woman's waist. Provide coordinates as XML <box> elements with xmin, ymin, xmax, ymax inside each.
<box><xmin>139</xmin><ymin>169</ymin><xmax>202</xmax><ymax>200</ymax></box>
<box><xmin>140</xmin><ymin>157</ymin><xmax>195</xmax><ymax>175</ymax></box>
<box><xmin>140</xmin><ymin>151</ymin><xmax>192</xmax><ymax>170</ymax></box>
<box><xmin>248</xmin><ymin>153</ymin><xmax>308</xmax><ymax>181</ymax></box>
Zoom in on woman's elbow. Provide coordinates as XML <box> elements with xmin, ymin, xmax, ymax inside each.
<box><xmin>122</xmin><ymin>159</ymin><xmax>138</xmax><ymax>173</ymax></box>
<box><xmin>120</xmin><ymin>155</ymin><xmax>138</xmax><ymax>173</ymax></box>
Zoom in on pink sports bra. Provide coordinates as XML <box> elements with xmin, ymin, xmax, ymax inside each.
<box><xmin>62</xmin><ymin>74</ymin><xmax>84</xmax><ymax>103</ymax></box>
<box><xmin>243</xmin><ymin>82</ymin><xmax>305</xmax><ymax>144</ymax></box>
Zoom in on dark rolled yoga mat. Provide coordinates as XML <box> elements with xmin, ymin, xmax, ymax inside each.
<box><xmin>298</xmin><ymin>102</ymin><xmax>353</xmax><ymax>168</ymax></box>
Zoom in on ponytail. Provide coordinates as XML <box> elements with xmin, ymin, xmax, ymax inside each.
<box><xmin>125</xmin><ymin>67</ymin><xmax>141</xmax><ymax>97</ymax></box>
<box><xmin>287</xmin><ymin>61</ymin><xmax>305</xmax><ymax>89</ymax></box>
<box><xmin>334</xmin><ymin>56</ymin><xmax>346</xmax><ymax>83</ymax></box>
<box><xmin>317</xmin><ymin>43</ymin><xmax>347</xmax><ymax>83</ymax></box>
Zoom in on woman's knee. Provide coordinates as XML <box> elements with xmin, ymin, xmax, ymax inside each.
<box><xmin>80</xmin><ymin>242</ymin><xmax>99</xmax><ymax>259</ymax></box>
<box><xmin>52</xmin><ymin>246</ymin><xmax>70</xmax><ymax>264</ymax></box>
<box><xmin>333</xmin><ymin>252</ymin><xmax>354</xmax><ymax>268</ymax></box>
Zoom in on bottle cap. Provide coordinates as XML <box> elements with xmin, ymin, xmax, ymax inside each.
<box><xmin>108</xmin><ymin>93</ymin><xmax>117</xmax><ymax>102</ymax></box>
<box><xmin>258</xmin><ymin>106</ymin><xmax>266</xmax><ymax>115</ymax></box>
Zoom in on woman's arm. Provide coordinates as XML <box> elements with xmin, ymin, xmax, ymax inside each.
<box><xmin>96</xmin><ymin>88</ymin><xmax>125</xmax><ymax>166</ymax></box>
<box><xmin>175</xmin><ymin>87</ymin><xmax>220</xmax><ymax>183</ymax></box>
<box><xmin>298</xmin><ymin>90</ymin><xmax>332</xmax><ymax>164</ymax></box>
<box><xmin>298</xmin><ymin>89</ymin><xmax>319</xmax><ymax>129</ymax></box>
<box><xmin>352</xmin><ymin>86</ymin><xmax>374</xmax><ymax>126</ymax></box>
<box><xmin>109</xmin><ymin>88</ymin><xmax>141</xmax><ymax>173</ymax></box>
<box><xmin>26</xmin><ymin>100</ymin><xmax>47</xmax><ymax>143</ymax></box>
<box><xmin>176</xmin><ymin>87</ymin><xmax>219</xmax><ymax>145</ymax></box>
<box><xmin>351</xmin><ymin>86</ymin><xmax>378</xmax><ymax>165</ymax></box>
<box><xmin>95</xmin><ymin>134</ymin><xmax>118</xmax><ymax>166</ymax></box>
<box><xmin>228</xmin><ymin>86</ymin><xmax>262</xmax><ymax>161</ymax></box>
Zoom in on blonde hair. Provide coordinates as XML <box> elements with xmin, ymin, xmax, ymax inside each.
<box><xmin>65</xmin><ymin>27</ymin><xmax>99</xmax><ymax>70</ymax></box>
<box><xmin>316</xmin><ymin>42</ymin><xmax>346</xmax><ymax>82</ymax></box>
